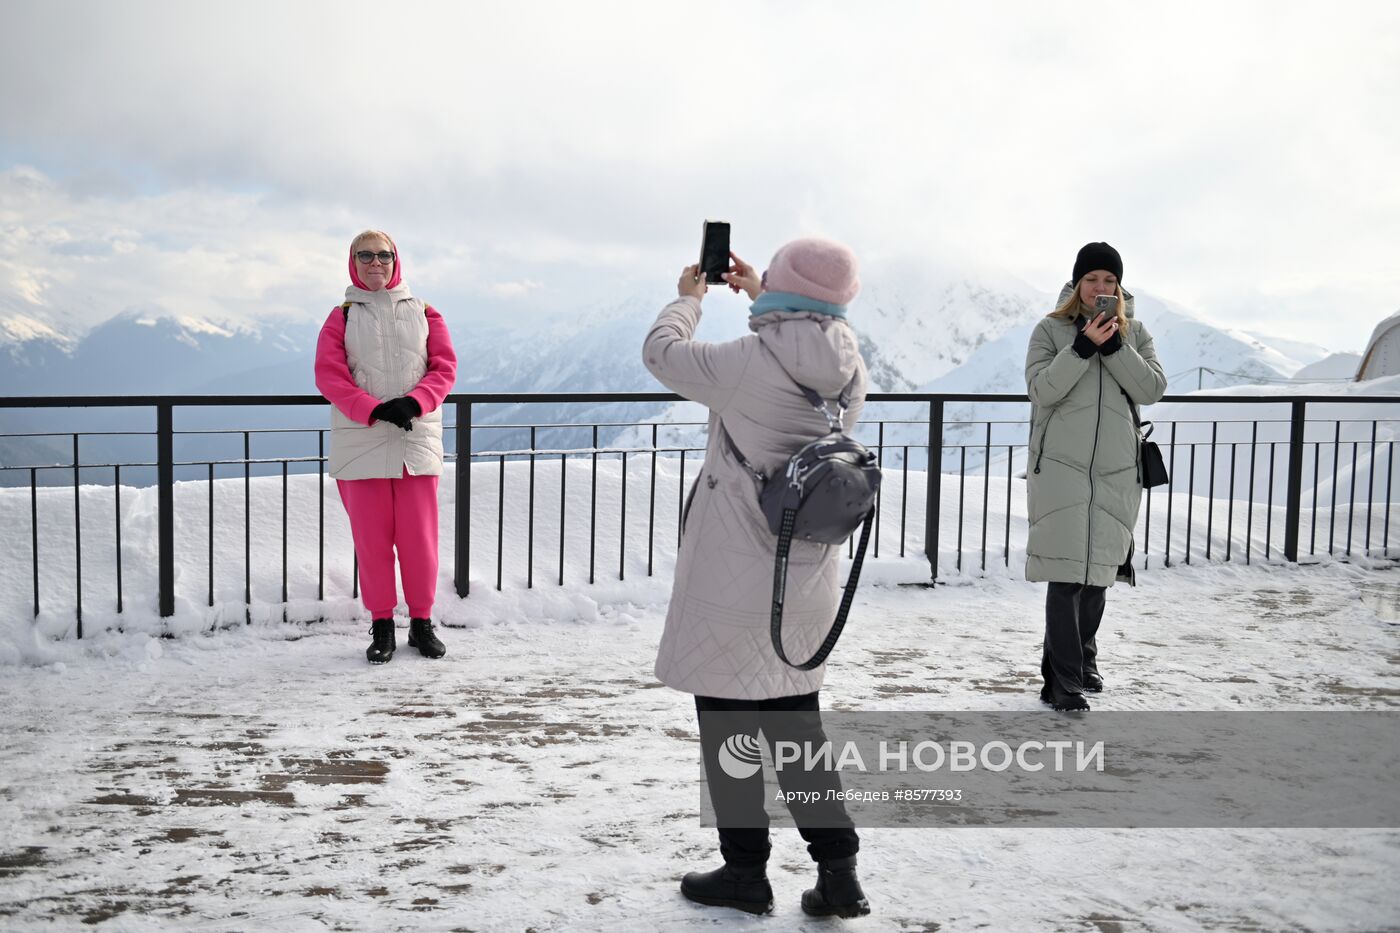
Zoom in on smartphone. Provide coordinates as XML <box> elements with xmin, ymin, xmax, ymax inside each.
<box><xmin>699</xmin><ymin>221</ymin><xmax>731</xmax><ymax>285</ymax></box>
<box><xmin>1093</xmin><ymin>294</ymin><xmax>1118</xmax><ymax>320</ymax></box>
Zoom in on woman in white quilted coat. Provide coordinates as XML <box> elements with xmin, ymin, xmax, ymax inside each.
<box><xmin>314</xmin><ymin>230</ymin><xmax>457</xmax><ymax>665</ymax></box>
<box><xmin>643</xmin><ymin>238</ymin><xmax>871</xmax><ymax>918</ymax></box>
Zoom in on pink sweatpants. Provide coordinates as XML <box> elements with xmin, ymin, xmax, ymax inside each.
<box><xmin>336</xmin><ymin>467</ymin><xmax>440</xmax><ymax>619</ymax></box>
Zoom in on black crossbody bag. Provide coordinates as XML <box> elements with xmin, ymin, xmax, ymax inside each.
<box><xmin>721</xmin><ymin>375</ymin><xmax>881</xmax><ymax>670</ymax></box>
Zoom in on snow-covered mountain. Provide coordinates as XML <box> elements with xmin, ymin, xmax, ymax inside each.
<box><xmin>0</xmin><ymin>308</ymin><xmax>308</xmax><ymax>397</ymax></box>
<box><xmin>1</xmin><ymin>275</ymin><xmax>1345</xmax><ymax>401</ymax></box>
<box><xmin>919</xmin><ymin>291</ymin><xmax>1332</xmax><ymax>399</ymax></box>
<box><xmin>2</xmin><ymin>272</ymin><xmax>1354</xmax><ymax>482</ymax></box>
<box><xmin>855</xmin><ymin>262</ymin><xmax>1051</xmax><ymax>389</ymax></box>
<box><xmin>1</xmin><ymin>312</ymin><xmax>78</xmax><ymax>388</ymax></box>
<box><xmin>620</xmin><ymin>280</ymin><xmax>1353</xmax><ymax>463</ymax></box>
<box><xmin>1</xmin><ymin>312</ymin><xmax>75</xmax><ymax>351</ymax></box>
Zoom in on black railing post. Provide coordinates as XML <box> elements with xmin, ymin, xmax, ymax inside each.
<box><xmin>527</xmin><ymin>426</ymin><xmax>536</xmax><ymax>589</ymax></box>
<box><xmin>157</xmin><ymin>402</ymin><xmax>175</xmax><ymax>618</ymax></box>
<box><xmin>648</xmin><ymin>424</ymin><xmax>657</xmax><ymax>576</ymax></box>
<box><xmin>208</xmin><ymin>462</ymin><xmax>215</xmax><ymax>608</ymax></box>
<box><xmin>924</xmin><ymin>399</ymin><xmax>944</xmax><ymax>581</ymax></box>
<box><xmin>243</xmin><ymin>431</ymin><xmax>251</xmax><ymax>625</ymax></box>
<box><xmin>30</xmin><ymin>465</ymin><xmax>39</xmax><ymax>616</ymax></box>
<box><xmin>1283</xmin><ymin>400</ymin><xmax>1306</xmax><ymax>562</ymax></box>
<box><xmin>455</xmin><ymin>400</ymin><xmax>471</xmax><ymax>597</ymax></box>
<box><xmin>115</xmin><ymin>463</ymin><xmax>124</xmax><ymax>614</ymax></box>
<box><xmin>73</xmin><ymin>434</ymin><xmax>82</xmax><ymax>636</ymax></box>
<box><xmin>317</xmin><ymin>432</ymin><xmax>324</xmax><ymax>603</ymax></box>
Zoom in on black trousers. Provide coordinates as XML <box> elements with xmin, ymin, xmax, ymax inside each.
<box><xmin>694</xmin><ymin>691</ymin><xmax>859</xmax><ymax>867</ymax></box>
<box><xmin>1041</xmin><ymin>582</ymin><xmax>1106</xmax><ymax>701</ymax></box>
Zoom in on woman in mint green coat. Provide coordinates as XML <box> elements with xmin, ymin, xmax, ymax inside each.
<box><xmin>1024</xmin><ymin>243</ymin><xmax>1166</xmax><ymax>710</ymax></box>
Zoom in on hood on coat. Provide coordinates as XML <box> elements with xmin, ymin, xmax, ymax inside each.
<box><xmin>1056</xmin><ymin>282</ymin><xmax>1136</xmax><ymax>319</ymax></box>
<box><xmin>748</xmin><ymin>310</ymin><xmax>862</xmax><ymax>396</ymax></box>
<box><xmin>348</xmin><ymin>235</ymin><xmax>404</xmax><ymax>291</ymax></box>
<box><xmin>345</xmin><ymin>282</ymin><xmax>415</xmax><ymax>305</ymax></box>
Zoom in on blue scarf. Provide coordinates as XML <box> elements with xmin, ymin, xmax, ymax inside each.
<box><xmin>749</xmin><ymin>291</ymin><xmax>848</xmax><ymax>319</ymax></box>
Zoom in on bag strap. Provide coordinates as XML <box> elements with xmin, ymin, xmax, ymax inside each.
<box><xmin>763</xmin><ymin>349</ymin><xmax>858</xmax><ymax>431</ymax></box>
<box><xmin>1119</xmin><ymin>388</ymin><xmax>1154</xmax><ymax>440</ymax></box>
<box><xmin>788</xmin><ymin>371</ymin><xmax>858</xmax><ymax>433</ymax></box>
<box><xmin>718</xmin><ymin>365</ymin><xmax>860</xmax><ymax>475</ymax></box>
<box><xmin>720</xmin><ymin>422</ymin><xmax>766</xmax><ymax>484</ymax></box>
<box><xmin>342</xmin><ymin>300</ymin><xmax>432</xmax><ymax>324</ymax></box>
<box><xmin>770</xmin><ymin>506</ymin><xmax>875</xmax><ymax>670</ymax></box>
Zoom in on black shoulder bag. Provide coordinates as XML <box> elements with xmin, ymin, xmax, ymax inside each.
<box><xmin>722</xmin><ymin>376</ymin><xmax>881</xmax><ymax>670</ymax></box>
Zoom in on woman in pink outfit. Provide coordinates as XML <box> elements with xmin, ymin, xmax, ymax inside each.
<box><xmin>314</xmin><ymin>230</ymin><xmax>458</xmax><ymax>664</ymax></box>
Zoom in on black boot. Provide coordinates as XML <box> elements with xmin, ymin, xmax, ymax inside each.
<box><xmin>801</xmin><ymin>854</ymin><xmax>870</xmax><ymax>918</ymax></box>
<box><xmin>366</xmin><ymin>618</ymin><xmax>395</xmax><ymax>664</ymax></box>
<box><xmin>407</xmin><ymin>617</ymin><xmax>446</xmax><ymax>659</ymax></box>
<box><xmin>1083</xmin><ymin>671</ymin><xmax>1104</xmax><ymax>692</ymax></box>
<box><xmin>1052</xmin><ymin>693</ymin><xmax>1090</xmax><ymax>712</ymax></box>
<box><xmin>680</xmin><ymin>862</ymin><xmax>774</xmax><ymax>915</ymax></box>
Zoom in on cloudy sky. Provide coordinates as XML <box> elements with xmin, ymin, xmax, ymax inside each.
<box><xmin>1</xmin><ymin>0</ymin><xmax>1397</xmax><ymax>350</ymax></box>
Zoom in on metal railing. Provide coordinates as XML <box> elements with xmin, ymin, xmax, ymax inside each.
<box><xmin>2</xmin><ymin>392</ymin><xmax>1397</xmax><ymax>635</ymax></box>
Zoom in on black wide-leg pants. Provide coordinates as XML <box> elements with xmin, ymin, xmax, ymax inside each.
<box><xmin>1041</xmin><ymin>582</ymin><xmax>1107</xmax><ymax>701</ymax></box>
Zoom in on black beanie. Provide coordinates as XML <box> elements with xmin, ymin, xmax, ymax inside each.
<box><xmin>1072</xmin><ymin>242</ymin><xmax>1123</xmax><ymax>285</ymax></box>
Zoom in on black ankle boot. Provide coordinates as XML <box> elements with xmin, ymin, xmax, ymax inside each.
<box><xmin>680</xmin><ymin>862</ymin><xmax>774</xmax><ymax>915</ymax></box>
<box><xmin>801</xmin><ymin>854</ymin><xmax>870</xmax><ymax>918</ymax></box>
<box><xmin>1052</xmin><ymin>693</ymin><xmax>1090</xmax><ymax>711</ymax></box>
<box><xmin>366</xmin><ymin>618</ymin><xmax>395</xmax><ymax>664</ymax></box>
<box><xmin>407</xmin><ymin>617</ymin><xmax>446</xmax><ymax>659</ymax></box>
<box><xmin>1083</xmin><ymin>671</ymin><xmax>1104</xmax><ymax>692</ymax></box>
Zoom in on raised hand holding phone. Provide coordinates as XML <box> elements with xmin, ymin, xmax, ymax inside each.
<box><xmin>698</xmin><ymin>221</ymin><xmax>731</xmax><ymax>285</ymax></box>
<box><xmin>723</xmin><ymin>250</ymin><xmax>762</xmax><ymax>300</ymax></box>
<box><xmin>677</xmin><ymin>263</ymin><xmax>707</xmax><ymax>300</ymax></box>
<box><xmin>1084</xmin><ymin>294</ymin><xmax>1120</xmax><ymax>345</ymax></box>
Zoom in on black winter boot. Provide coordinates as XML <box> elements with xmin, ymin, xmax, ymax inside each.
<box><xmin>407</xmin><ymin>617</ymin><xmax>446</xmax><ymax>659</ymax></box>
<box><xmin>366</xmin><ymin>618</ymin><xmax>395</xmax><ymax>664</ymax></box>
<box><xmin>680</xmin><ymin>862</ymin><xmax>774</xmax><ymax>915</ymax></box>
<box><xmin>801</xmin><ymin>854</ymin><xmax>870</xmax><ymax>918</ymax></box>
<box><xmin>1053</xmin><ymin>693</ymin><xmax>1090</xmax><ymax>712</ymax></box>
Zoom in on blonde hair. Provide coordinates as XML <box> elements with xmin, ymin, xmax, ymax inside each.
<box><xmin>351</xmin><ymin>229</ymin><xmax>395</xmax><ymax>252</ymax></box>
<box><xmin>1049</xmin><ymin>278</ymin><xmax>1130</xmax><ymax>334</ymax></box>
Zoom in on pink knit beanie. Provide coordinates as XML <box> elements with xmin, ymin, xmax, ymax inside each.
<box><xmin>762</xmin><ymin>238</ymin><xmax>860</xmax><ymax>306</ymax></box>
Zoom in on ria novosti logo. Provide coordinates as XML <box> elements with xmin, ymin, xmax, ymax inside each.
<box><xmin>717</xmin><ymin>734</ymin><xmax>764</xmax><ymax>779</ymax></box>
<box><xmin>714</xmin><ymin>734</ymin><xmax>1106</xmax><ymax>776</ymax></box>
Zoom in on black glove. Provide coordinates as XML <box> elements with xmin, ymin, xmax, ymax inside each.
<box><xmin>1098</xmin><ymin>330</ymin><xmax>1123</xmax><ymax>356</ymax></box>
<box><xmin>371</xmin><ymin>396</ymin><xmax>421</xmax><ymax>431</ymax></box>
<box><xmin>1071</xmin><ymin>331</ymin><xmax>1098</xmax><ymax>359</ymax></box>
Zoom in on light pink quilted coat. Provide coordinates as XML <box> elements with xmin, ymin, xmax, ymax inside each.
<box><xmin>643</xmin><ymin>296</ymin><xmax>868</xmax><ymax>699</ymax></box>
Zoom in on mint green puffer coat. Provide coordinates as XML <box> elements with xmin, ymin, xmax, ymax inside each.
<box><xmin>1025</xmin><ymin>289</ymin><xmax>1167</xmax><ymax>586</ymax></box>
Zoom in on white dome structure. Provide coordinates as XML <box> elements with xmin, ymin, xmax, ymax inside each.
<box><xmin>1356</xmin><ymin>309</ymin><xmax>1400</xmax><ymax>381</ymax></box>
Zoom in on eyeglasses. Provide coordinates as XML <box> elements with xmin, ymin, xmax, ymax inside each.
<box><xmin>355</xmin><ymin>250</ymin><xmax>396</xmax><ymax>264</ymax></box>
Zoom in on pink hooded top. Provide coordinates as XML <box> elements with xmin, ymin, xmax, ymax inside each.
<box><xmin>314</xmin><ymin>238</ymin><xmax>457</xmax><ymax>427</ymax></box>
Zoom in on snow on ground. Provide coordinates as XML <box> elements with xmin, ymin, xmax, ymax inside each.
<box><xmin>2</xmin><ymin>461</ymin><xmax>1399</xmax><ymax>929</ymax></box>
<box><xmin>2</xmin><ymin>560</ymin><xmax>1399</xmax><ymax>930</ymax></box>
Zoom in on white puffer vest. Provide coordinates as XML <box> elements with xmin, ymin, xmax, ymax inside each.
<box><xmin>328</xmin><ymin>284</ymin><xmax>445</xmax><ymax>480</ymax></box>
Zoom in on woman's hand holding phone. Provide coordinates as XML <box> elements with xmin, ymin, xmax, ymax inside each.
<box><xmin>1083</xmin><ymin>312</ymin><xmax>1120</xmax><ymax>345</ymax></box>
<box><xmin>722</xmin><ymin>251</ymin><xmax>762</xmax><ymax>300</ymax></box>
<box><xmin>678</xmin><ymin>264</ymin><xmax>707</xmax><ymax>301</ymax></box>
